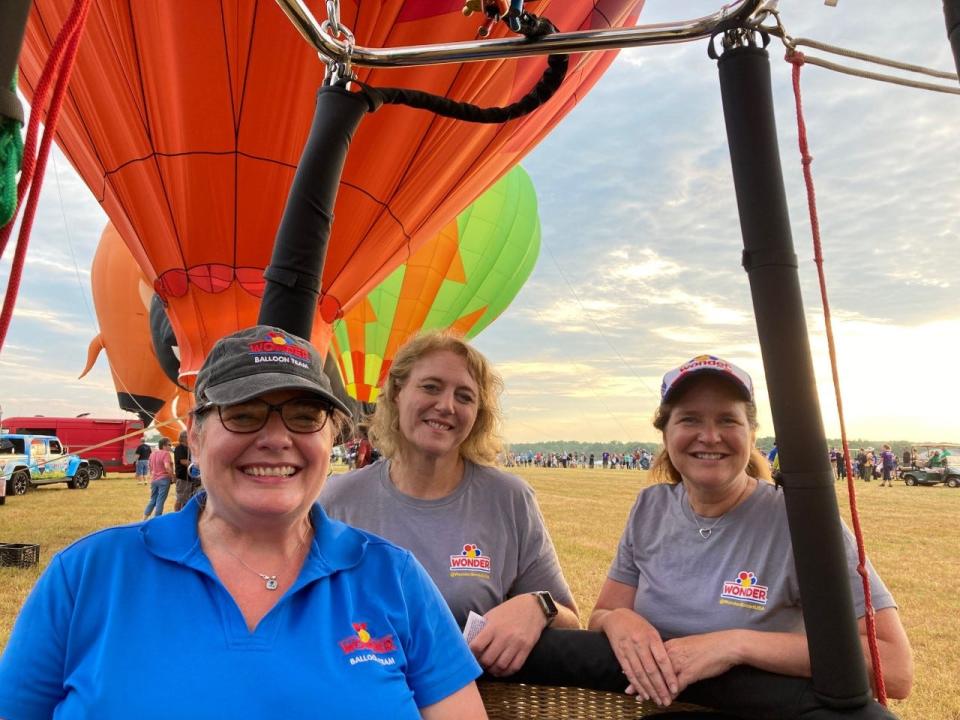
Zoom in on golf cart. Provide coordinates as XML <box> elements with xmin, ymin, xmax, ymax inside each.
<box><xmin>900</xmin><ymin>443</ymin><xmax>960</xmax><ymax>488</ymax></box>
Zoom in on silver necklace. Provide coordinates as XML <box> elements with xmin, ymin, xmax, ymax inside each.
<box><xmin>687</xmin><ymin>478</ymin><xmax>752</xmax><ymax>540</ymax></box>
<box><xmin>218</xmin><ymin>533</ymin><xmax>308</xmax><ymax>591</ymax></box>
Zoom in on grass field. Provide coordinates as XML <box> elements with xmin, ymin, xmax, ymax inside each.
<box><xmin>1</xmin><ymin>467</ymin><xmax>957</xmax><ymax>719</ymax></box>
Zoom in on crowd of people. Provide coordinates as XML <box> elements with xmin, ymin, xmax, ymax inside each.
<box><xmin>504</xmin><ymin>449</ymin><xmax>654</xmax><ymax>470</ymax></box>
<box><xmin>0</xmin><ymin>330</ymin><xmax>914</xmax><ymax>717</ymax></box>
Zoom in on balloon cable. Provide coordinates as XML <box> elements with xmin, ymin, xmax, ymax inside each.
<box><xmin>0</xmin><ymin>0</ymin><xmax>91</xmax><ymax>354</ymax></box>
<box><xmin>353</xmin><ymin>17</ymin><xmax>568</xmax><ymax>124</ymax></box>
<box><xmin>787</xmin><ymin>51</ymin><xmax>887</xmax><ymax>705</ymax></box>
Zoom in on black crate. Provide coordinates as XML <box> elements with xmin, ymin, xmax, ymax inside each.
<box><xmin>0</xmin><ymin>543</ymin><xmax>40</xmax><ymax>568</ymax></box>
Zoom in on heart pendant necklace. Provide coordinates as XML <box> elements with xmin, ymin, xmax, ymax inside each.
<box><xmin>694</xmin><ymin>515</ymin><xmax>725</xmax><ymax>540</ymax></box>
<box><xmin>688</xmin><ymin>478</ymin><xmax>752</xmax><ymax>540</ymax></box>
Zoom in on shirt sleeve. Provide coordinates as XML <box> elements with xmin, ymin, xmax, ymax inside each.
<box><xmin>0</xmin><ymin>555</ymin><xmax>74</xmax><ymax>720</ymax></box>
<box><xmin>398</xmin><ymin>553</ymin><xmax>482</xmax><ymax>708</ymax></box>
<box><xmin>507</xmin><ymin>485</ymin><xmax>576</xmax><ymax>609</ymax></box>
<box><xmin>607</xmin><ymin>494</ymin><xmax>642</xmax><ymax>588</ymax></box>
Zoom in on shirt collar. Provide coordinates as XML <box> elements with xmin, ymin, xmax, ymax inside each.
<box><xmin>140</xmin><ymin>492</ymin><xmax>368</xmax><ymax>580</ymax></box>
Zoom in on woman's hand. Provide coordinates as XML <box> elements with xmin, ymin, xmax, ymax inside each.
<box><xmin>468</xmin><ymin>594</ymin><xmax>549</xmax><ymax>677</ymax></box>
<box><xmin>590</xmin><ymin>578</ymin><xmax>677</xmax><ymax>706</ymax></box>
<box><xmin>664</xmin><ymin>630</ymin><xmax>741</xmax><ymax>693</ymax></box>
<box><xmin>596</xmin><ymin>607</ymin><xmax>678</xmax><ymax>706</ymax></box>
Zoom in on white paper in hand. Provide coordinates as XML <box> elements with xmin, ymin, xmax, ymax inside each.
<box><xmin>462</xmin><ymin>611</ymin><xmax>487</xmax><ymax>643</ymax></box>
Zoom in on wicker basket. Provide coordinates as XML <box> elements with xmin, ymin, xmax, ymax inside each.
<box><xmin>0</xmin><ymin>543</ymin><xmax>41</xmax><ymax>568</ymax></box>
<box><xmin>478</xmin><ymin>681</ymin><xmax>718</xmax><ymax>719</ymax></box>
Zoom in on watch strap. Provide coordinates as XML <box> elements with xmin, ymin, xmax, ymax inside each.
<box><xmin>532</xmin><ymin>591</ymin><xmax>558</xmax><ymax>625</ymax></box>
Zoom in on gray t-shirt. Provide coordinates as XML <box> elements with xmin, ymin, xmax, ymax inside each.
<box><xmin>320</xmin><ymin>459</ymin><xmax>574</xmax><ymax>627</ymax></box>
<box><xmin>609</xmin><ymin>481</ymin><xmax>894</xmax><ymax>639</ymax></box>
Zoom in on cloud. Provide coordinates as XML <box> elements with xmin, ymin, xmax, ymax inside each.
<box><xmin>7</xmin><ymin>303</ymin><xmax>93</xmax><ymax>337</ymax></box>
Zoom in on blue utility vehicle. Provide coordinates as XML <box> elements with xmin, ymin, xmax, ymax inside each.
<box><xmin>0</xmin><ymin>433</ymin><xmax>91</xmax><ymax>496</ymax></box>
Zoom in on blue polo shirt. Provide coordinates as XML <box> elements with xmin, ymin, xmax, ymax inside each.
<box><xmin>0</xmin><ymin>496</ymin><xmax>481</xmax><ymax>719</ymax></box>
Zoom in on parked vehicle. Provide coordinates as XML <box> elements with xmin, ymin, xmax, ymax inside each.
<box><xmin>0</xmin><ymin>416</ymin><xmax>144</xmax><ymax>480</ymax></box>
<box><xmin>0</xmin><ymin>434</ymin><xmax>91</xmax><ymax>495</ymax></box>
<box><xmin>900</xmin><ymin>443</ymin><xmax>960</xmax><ymax>488</ymax></box>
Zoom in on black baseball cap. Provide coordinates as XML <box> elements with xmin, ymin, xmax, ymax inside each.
<box><xmin>194</xmin><ymin>325</ymin><xmax>350</xmax><ymax>416</ymax></box>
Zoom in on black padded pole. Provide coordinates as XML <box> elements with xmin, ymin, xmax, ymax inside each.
<box><xmin>258</xmin><ymin>84</ymin><xmax>370</xmax><ymax>338</ymax></box>
<box><xmin>0</xmin><ymin>0</ymin><xmax>31</xmax><ymax>123</ymax></box>
<box><xmin>716</xmin><ymin>44</ymin><xmax>872</xmax><ymax>708</ymax></box>
<box><xmin>944</xmin><ymin>0</ymin><xmax>960</xmax><ymax>79</ymax></box>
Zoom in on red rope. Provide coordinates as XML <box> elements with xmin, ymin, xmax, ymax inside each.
<box><xmin>0</xmin><ymin>0</ymin><xmax>91</xmax><ymax>353</ymax></box>
<box><xmin>786</xmin><ymin>50</ymin><xmax>887</xmax><ymax>704</ymax></box>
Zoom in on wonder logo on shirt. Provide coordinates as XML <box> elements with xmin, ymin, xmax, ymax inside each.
<box><xmin>339</xmin><ymin>623</ymin><xmax>397</xmax><ymax>666</ymax></box>
<box><xmin>718</xmin><ymin>571</ymin><xmax>768</xmax><ymax>611</ymax></box>
<box><xmin>449</xmin><ymin>543</ymin><xmax>492</xmax><ymax>577</ymax></box>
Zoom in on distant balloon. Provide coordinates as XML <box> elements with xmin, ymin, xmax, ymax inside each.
<box><xmin>79</xmin><ymin>223</ymin><xmax>178</xmax><ymax>425</ymax></box>
<box><xmin>152</xmin><ymin>387</ymin><xmax>194</xmax><ymax>443</ymax></box>
<box><xmin>332</xmin><ymin>165</ymin><xmax>540</xmax><ymax>402</ymax></box>
<box><xmin>19</xmin><ymin>0</ymin><xmax>645</xmax><ymax>380</ymax></box>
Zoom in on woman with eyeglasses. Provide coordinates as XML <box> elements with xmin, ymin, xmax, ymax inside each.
<box><xmin>321</xmin><ymin>332</ymin><xmax>579</xmax><ymax>678</ymax></box>
<box><xmin>588</xmin><ymin>356</ymin><xmax>913</xmax><ymax>709</ymax></box>
<box><xmin>0</xmin><ymin>326</ymin><xmax>487</xmax><ymax>720</ymax></box>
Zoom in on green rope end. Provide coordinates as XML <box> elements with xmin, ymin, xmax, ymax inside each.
<box><xmin>0</xmin><ymin>69</ymin><xmax>24</xmax><ymax>228</ymax></box>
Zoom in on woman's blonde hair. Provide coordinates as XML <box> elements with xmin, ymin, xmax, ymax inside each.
<box><xmin>370</xmin><ymin>331</ymin><xmax>504</xmax><ymax>465</ymax></box>
<box><xmin>648</xmin><ymin>378</ymin><xmax>772</xmax><ymax>485</ymax></box>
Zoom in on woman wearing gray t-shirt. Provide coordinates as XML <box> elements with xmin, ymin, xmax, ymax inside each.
<box><xmin>321</xmin><ymin>332</ymin><xmax>579</xmax><ymax>677</ymax></box>
<box><xmin>589</xmin><ymin>355</ymin><xmax>913</xmax><ymax>708</ymax></box>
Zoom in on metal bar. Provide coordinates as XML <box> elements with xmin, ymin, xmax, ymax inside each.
<box><xmin>274</xmin><ymin>0</ymin><xmax>766</xmax><ymax>69</ymax></box>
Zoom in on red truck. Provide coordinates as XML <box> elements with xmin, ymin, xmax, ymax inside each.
<box><xmin>0</xmin><ymin>416</ymin><xmax>145</xmax><ymax>480</ymax></box>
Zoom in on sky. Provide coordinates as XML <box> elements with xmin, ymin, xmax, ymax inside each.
<box><xmin>2</xmin><ymin>1</ymin><xmax>959</xmax><ymax>445</ymax></box>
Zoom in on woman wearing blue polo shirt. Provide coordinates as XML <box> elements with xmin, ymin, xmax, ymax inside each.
<box><xmin>0</xmin><ymin>326</ymin><xmax>485</xmax><ymax>720</ymax></box>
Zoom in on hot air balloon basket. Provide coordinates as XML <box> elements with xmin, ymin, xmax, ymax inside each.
<box><xmin>0</xmin><ymin>543</ymin><xmax>40</xmax><ymax>568</ymax></box>
<box><xmin>477</xmin><ymin>681</ymin><xmax>717</xmax><ymax>718</ymax></box>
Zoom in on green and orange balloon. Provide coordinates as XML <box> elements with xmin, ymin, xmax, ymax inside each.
<box><xmin>332</xmin><ymin>166</ymin><xmax>540</xmax><ymax>402</ymax></box>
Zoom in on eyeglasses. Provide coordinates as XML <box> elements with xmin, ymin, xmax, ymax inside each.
<box><xmin>195</xmin><ymin>397</ymin><xmax>334</xmax><ymax>434</ymax></box>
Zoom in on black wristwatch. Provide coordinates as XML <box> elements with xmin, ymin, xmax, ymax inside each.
<box><xmin>531</xmin><ymin>591</ymin><xmax>558</xmax><ymax>626</ymax></box>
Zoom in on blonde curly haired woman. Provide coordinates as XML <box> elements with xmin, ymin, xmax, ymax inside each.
<box><xmin>322</xmin><ymin>331</ymin><xmax>579</xmax><ymax>677</ymax></box>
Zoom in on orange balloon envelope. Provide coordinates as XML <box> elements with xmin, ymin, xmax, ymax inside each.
<box><xmin>19</xmin><ymin>1</ymin><xmax>644</xmax><ymax>379</ymax></box>
<box><xmin>79</xmin><ymin>223</ymin><xmax>179</xmax><ymax>423</ymax></box>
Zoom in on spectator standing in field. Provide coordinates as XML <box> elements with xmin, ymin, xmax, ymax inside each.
<box><xmin>856</xmin><ymin>448</ymin><xmax>868</xmax><ymax>481</ymax></box>
<box><xmin>902</xmin><ymin>447</ymin><xmax>913</xmax><ymax>469</ymax></box>
<box><xmin>354</xmin><ymin>424</ymin><xmax>375</xmax><ymax>470</ymax></box>
<box><xmin>134</xmin><ymin>437</ymin><xmax>152</xmax><ymax>485</ymax></box>
<box><xmin>173</xmin><ymin>431</ymin><xmax>194</xmax><ymax>510</ymax></box>
<box><xmin>835</xmin><ymin>448</ymin><xmax>847</xmax><ymax>480</ymax></box>
<box><xmin>143</xmin><ymin>437</ymin><xmax>174</xmax><ymax>519</ymax></box>
<box><xmin>880</xmin><ymin>444</ymin><xmax>897</xmax><ymax>487</ymax></box>
<box><xmin>767</xmin><ymin>441</ymin><xmax>781</xmax><ymax>483</ymax></box>
<box><xmin>864</xmin><ymin>448</ymin><xmax>876</xmax><ymax>482</ymax></box>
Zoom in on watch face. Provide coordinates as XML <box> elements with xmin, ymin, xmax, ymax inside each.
<box><xmin>537</xmin><ymin>591</ymin><xmax>558</xmax><ymax>618</ymax></box>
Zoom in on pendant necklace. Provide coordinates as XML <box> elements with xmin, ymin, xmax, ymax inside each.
<box><xmin>218</xmin><ymin>532</ymin><xmax>308</xmax><ymax>591</ymax></box>
<box><xmin>687</xmin><ymin>478</ymin><xmax>752</xmax><ymax>540</ymax></box>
